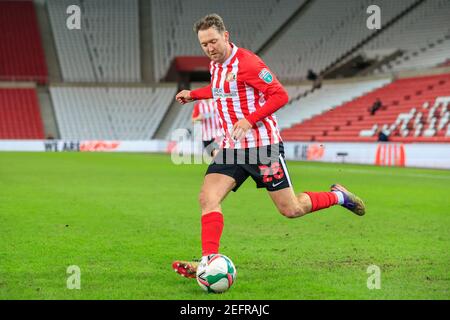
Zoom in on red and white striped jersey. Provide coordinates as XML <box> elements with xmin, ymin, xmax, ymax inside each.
<box><xmin>192</xmin><ymin>99</ymin><xmax>221</xmax><ymax>141</ymax></box>
<box><xmin>207</xmin><ymin>43</ymin><xmax>286</xmax><ymax>149</ymax></box>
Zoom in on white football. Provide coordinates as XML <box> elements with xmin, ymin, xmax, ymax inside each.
<box><xmin>196</xmin><ymin>254</ymin><xmax>237</xmax><ymax>293</ymax></box>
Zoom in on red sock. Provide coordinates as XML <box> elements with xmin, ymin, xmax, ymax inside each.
<box><xmin>201</xmin><ymin>211</ymin><xmax>224</xmax><ymax>256</ymax></box>
<box><xmin>304</xmin><ymin>192</ymin><xmax>338</xmax><ymax>212</ymax></box>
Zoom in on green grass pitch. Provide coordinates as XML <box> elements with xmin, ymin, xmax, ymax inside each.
<box><xmin>0</xmin><ymin>152</ymin><xmax>449</xmax><ymax>299</ymax></box>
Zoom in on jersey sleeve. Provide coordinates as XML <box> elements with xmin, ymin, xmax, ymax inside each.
<box><xmin>190</xmin><ymin>84</ymin><xmax>213</xmax><ymax>100</ymax></box>
<box><xmin>239</xmin><ymin>54</ymin><xmax>289</xmax><ymax>126</ymax></box>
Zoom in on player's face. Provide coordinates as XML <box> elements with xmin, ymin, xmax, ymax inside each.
<box><xmin>198</xmin><ymin>28</ymin><xmax>230</xmax><ymax>63</ymax></box>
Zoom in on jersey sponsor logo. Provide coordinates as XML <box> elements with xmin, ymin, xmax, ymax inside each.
<box><xmin>225</xmin><ymin>72</ymin><xmax>236</xmax><ymax>82</ymax></box>
<box><xmin>258</xmin><ymin>68</ymin><xmax>273</xmax><ymax>84</ymax></box>
<box><xmin>213</xmin><ymin>88</ymin><xmax>238</xmax><ymax>99</ymax></box>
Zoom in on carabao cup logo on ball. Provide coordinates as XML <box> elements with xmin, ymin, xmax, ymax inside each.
<box><xmin>258</xmin><ymin>68</ymin><xmax>273</xmax><ymax>84</ymax></box>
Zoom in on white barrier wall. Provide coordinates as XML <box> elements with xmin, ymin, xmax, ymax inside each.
<box><xmin>0</xmin><ymin>140</ymin><xmax>169</xmax><ymax>153</ymax></box>
<box><xmin>0</xmin><ymin>140</ymin><xmax>449</xmax><ymax>169</ymax></box>
<box><xmin>283</xmin><ymin>142</ymin><xmax>450</xmax><ymax>169</ymax></box>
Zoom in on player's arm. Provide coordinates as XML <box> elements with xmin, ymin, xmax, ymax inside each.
<box><xmin>242</xmin><ymin>58</ymin><xmax>288</xmax><ymax>127</ymax></box>
<box><xmin>231</xmin><ymin>57</ymin><xmax>288</xmax><ymax>140</ymax></box>
<box><xmin>176</xmin><ymin>84</ymin><xmax>213</xmax><ymax>105</ymax></box>
<box><xmin>191</xmin><ymin>84</ymin><xmax>213</xmax><ymax>100</ymax></box>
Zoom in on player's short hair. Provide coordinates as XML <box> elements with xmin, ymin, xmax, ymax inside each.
<box><xmin>193</xmin><ymin>14</ymin><xmax>226</xmax><ymax>34</ymax></box>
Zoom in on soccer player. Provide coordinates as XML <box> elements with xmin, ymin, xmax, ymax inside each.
<box><xmin>191</xmin><ymin>98</ymin><xmax>222</xmax><ymax>157</ymax></box>
<box><xmin>172</xmin><ymin>14</ymin><xmax>365</xmax><ymax>278</ymax></box>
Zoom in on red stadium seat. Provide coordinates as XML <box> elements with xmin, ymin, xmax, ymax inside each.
<box><xmin>0</xmin><ymin>1</ymin><xmax>48</xmax><ymax>83</ymax></box>
<box><xmin>0</xmin><ymin>88</ymin><xmax>45</xmax><ymax>139</ymax></box>
<box><xmin>281</xmin><ymin>73</ymin><xmax>450</xmax><ymax>143</ymax></box>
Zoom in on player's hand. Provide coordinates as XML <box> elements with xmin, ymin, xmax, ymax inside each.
<box><xmin>175</xmin><ymin>90</ymin><xmax>194</xmax><ymax>104</ymax></box>
<box><xmin>231</xmin><ymin>119</ymin><xmax>252</xmax><ymax>141</ymax></box>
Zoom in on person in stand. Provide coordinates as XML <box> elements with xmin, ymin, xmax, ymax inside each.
<box><xmin>369</xmin><ymin>98</ymin><xmax>383</xmax><ymax>116</ymax></box>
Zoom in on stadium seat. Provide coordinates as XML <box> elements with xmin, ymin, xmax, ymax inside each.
<box><xmin>151</xmin><ymin>0</ymin><xmax>306</xmax><ymax>82</ymax></box>
<box><xmin>261</xmin><ymin>0</ymin><xmax>419</xmax><ymax>81</ymax></box>
<box><xmin>50</xmin><ymin>86</ymin><xmax>176</xmax><ymax>140</ymax></box>
<box><xmin>364</xmin><ymin>0</ymin><xmax>450</xmax><ymax>74</ymax></box>
<box><xmin>47</xmin><ymin>0</ymin><xmax>140</xmax><ymax>82</ymax></box>
<box><xmin>281</xmin><ymin>73</ymin><xmax>450</xmax><ymax>142</ymax></box>
<box><xmin>0</xmin><ymin>88</ymin><xmax>45</xmax><ymax>139</ymax></box>
<box><xmin>276</xmin><ymin>78</ymin><xmax>391</xmax><ymax>130</ymax></box>
<box><xmin>0</xmin><ymin>1</ymin><xmax>48</xmax><ymax>83</ymax></box>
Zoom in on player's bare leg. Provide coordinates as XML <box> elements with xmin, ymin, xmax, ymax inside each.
<box><xmin>173</xmin><ymin>173</ymin><xmax>236</xmax><ymax>278</ymax></box>
<box><xmin>269</xmin><ymin>185</ymin><xmax>365</xmax><ymax>218</ymax></box>
<box><xmin>198</xmin><ymin>173</ymin><xmax>236</xmax><ymax>215</ymax></box>
<box><xmin>269</xmin><ymin>187</ymin><xmax>312</xmax><ymax>218</ymax></box>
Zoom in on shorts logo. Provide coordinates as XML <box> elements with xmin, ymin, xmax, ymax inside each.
<box><xmin>226</xmin><ymin>72</ymin><xmax>236</xmax><ymax>82</ymax></box>
<box><xmin>272</xmin><ymin>180</ymin><xmax>284</xmax><ymax>188</ymax></box>
<box><xmin>258</xmin><ymin>68</ymin><xmax>273</xmax><ymax>84</ymax></box>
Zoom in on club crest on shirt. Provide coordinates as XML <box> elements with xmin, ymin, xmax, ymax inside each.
<box><xmin>225</xmin><ymin>72</ymin><xmax>236</xmax><ymax>82</ymax></box>
<box><xmin>258</xmin><ymin>68</ymin><xmax>273</xmax><ymax>84</ymax></box>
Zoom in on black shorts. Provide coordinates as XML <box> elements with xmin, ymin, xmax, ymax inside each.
<box><xmin>206</xmin><ymin>143</ymin><xmax>292</xmax><ymax>192</ymax></box>
<box><xmin>203</xmin><ymin>139</ymin><xmax>219</xmax><ymax>157</ymax></box>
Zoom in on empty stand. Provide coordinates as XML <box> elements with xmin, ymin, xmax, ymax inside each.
<box><xmin>47</xmin><ymin>0</ymin><xmax>140</xmax><ymax>82</ymax></box>
<box><xmin>164</xmin><ymin>102</ymin><xmax>196</xmax><ymax>140</ymax></box>
<box><xmin>281</xmin><ymin>73</ymin><xmax>450</xmax><ymax>142</ymax></box>
<box><xmin>50</xmin><ymin>86</ymin><xmax>176</xmax><ymax>140</ymax></box>
<box><xmin>0</xmin><ymin>89</ymin><xmax>45</xmax><ymax>139</ymax></box>
<box><xmin>284</xmin><ymin>85</ymin><xmax>313</xmax><ymax>102</ymax></box>
<box><xmin>151</xmin><ymin>0</ymin><xmax>305</xmax><ymax>82</ymax></box>
<box><xmin>0</xmin><ymin>1</ymin><xmax>48</xmax><ymax>83</ymax></box>
<box><xmin>276</xmin><ymin>79</ymin><xmax>391</xmax><ymax>130</ymax></box>
<box><xmin>358</xmin><ymin>0</ymin><xmax>450</xmax><ymax>74</ymax></box>
<box><xmin>262</xmin><ymin>0</ymin><xmax>418</xmax><ymax>81</ymax></box>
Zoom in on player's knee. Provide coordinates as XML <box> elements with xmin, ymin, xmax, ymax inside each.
<box><xmin>198</xmin><ymin>191</ymin><xmax>208</xmax><ymax>208</ymax></box>
<box><xmin>297</xmin><ymin>193</ymin><xmax>311</xmax><ymax>205</ymax></box>
<box><xmin>278</xmin><ymin>205</ymin><xmax>305</xmax><ymax>219</ymax></box>
<box><xmin>198</xmin><ymin>191</ymin><xmax>219</xmax><ymax>211</ymax></box>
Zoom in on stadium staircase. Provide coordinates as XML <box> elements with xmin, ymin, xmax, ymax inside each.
<box><xmin>256</xmin><ymin>0</ymin><xmax>314</xmax><ymax>55</ymax></box>
<box><xmin>37</xmin><ymin>86</ymin><xmax>60</xmax><ymax>139</ymax></box>
<box><xmin>46</xmin><ymin>0</ymin><xmax>141</xmax><ymax>82</ymax></box>
<box><xmin>281</xmin><ymin>73</ymin><xmax>450</xmax><ymax>143</ymax></box>
<box><xmin>139</xmin><ymin>0</ymin><xmax>155</xmax><ymax>83</ymax></box>
<box><xmin>34</xmin><ymin>0</ymin><xmax>62</xmax><ymax>83</ymax></box>
<box><xmin>321</xmin><ymin>0</ymin><xmax>427</xmax><ymax>78</ymax></box>
<box><xmin>152</xmin><ymin>97</ymin><xmax>188</xmax><ymax>140</ymax></box>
